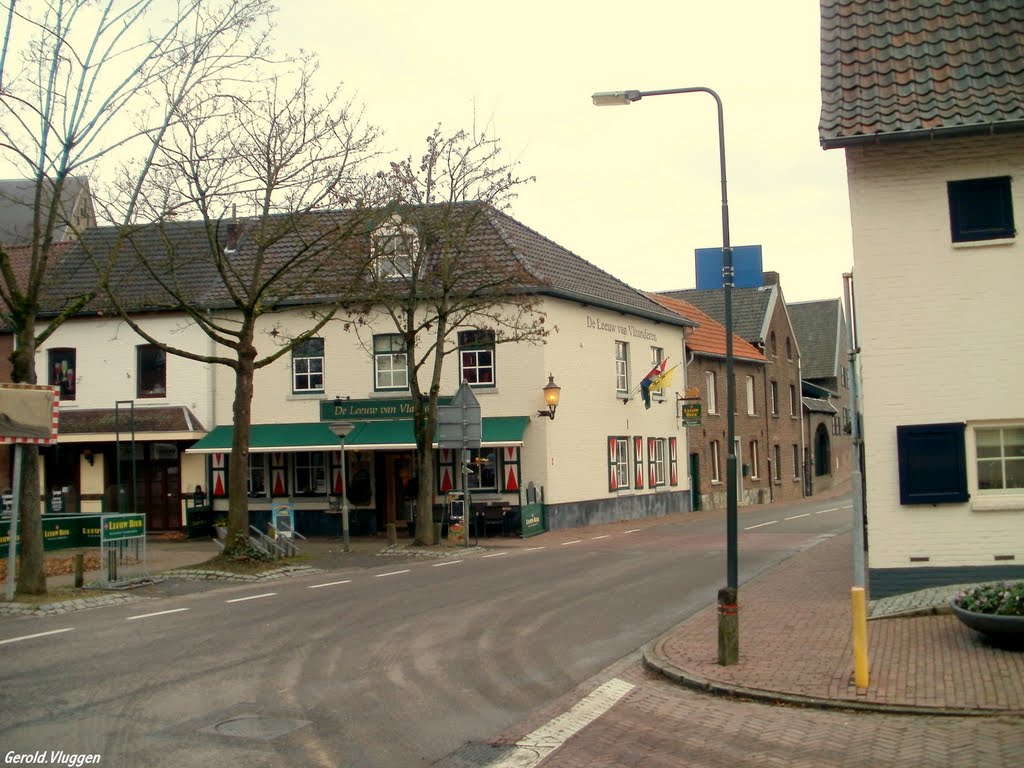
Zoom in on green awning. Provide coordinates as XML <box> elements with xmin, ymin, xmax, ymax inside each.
<box><xmin>345</xmin><ymin>416</ymin><xmax>529</xmax><ymax>450</ymax></box>
<box><xmin>186</xmin><ymin>422</ymin><xmax>342</xmax><ymax>454</ymax></box>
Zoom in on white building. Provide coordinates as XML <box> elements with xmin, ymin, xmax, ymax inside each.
<box><xmin>820</xmin><ymin>0</ymin><xmax>1024</xmax><ymax>595</ymax></box>
<box><xmin>37</xmin><ymin>206</ymin><xmax>696</xmax><ymax>536</ymax></box>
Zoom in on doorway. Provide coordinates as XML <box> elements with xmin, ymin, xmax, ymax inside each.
<box><xmin>382</xmin><ymin>453</ymin><xmax>417</xmax><ymax>532</ymax></box>
<box><xmin>124</xmin><ymin>442</ymin><xmax>181</xmax><ymax>531</ymax></box>
<box><xmin>689</xmin><ymin>453</ymin><xmax>701</xmax><ymax>511</ymax></box>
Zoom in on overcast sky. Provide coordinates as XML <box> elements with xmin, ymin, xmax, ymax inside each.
<box><xmin>280</xmin><ymin>1</ymin><xmax>852</xmax><ymax>304</ymax></box>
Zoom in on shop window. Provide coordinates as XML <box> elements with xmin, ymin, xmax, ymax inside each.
<box><xmin>458</xmin><ymin>329</ymin><xmax>495</xmax><ymax>387</ymax></box>
<box><xmin>465</xmin><ymin>448</ymin><xmax>498</xmax><ymax>490</ymax></box>
<box><xmin>293</xmin><ymin>451</ymin><xmax>326</xmax><ymax>496</ymax></box>
<box><xmin>249</xmin><ymin>454</ymin><xmax>268</xmax><ymax>498</ymax></box>
<box><xmin>48</xmin><ymin>348</ymin><xmax>76</xmax><ymax>401</ymax></box>
<box><xmin>374</xmin><ymin>334</ymin><xmax>408</xmax><ymax>390</ymax></box>
<box><xmin>137</xmin><ymin>344</ymin><xmax>166</xmax><ymax>398</ymax></box>
<box><xmin>292</xmin><ymin>338</ymin><xmax>324</xmax><ymax>393</ymax></box>
<box><xmin>896</xmin><ymin>422</ymin><xmax>968</xmax><ymax>504</ymax></box>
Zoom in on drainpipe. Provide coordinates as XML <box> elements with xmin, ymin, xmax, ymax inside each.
<box><xmin>761</xmin><ymin>350</ymin><xmax>772</xmax><ymax>503</ymax></box>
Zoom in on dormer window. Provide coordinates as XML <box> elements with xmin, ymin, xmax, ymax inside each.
<box><xmin>372</xmin><ymin>215</ymin><xmax>419</xmax><ymax>280</ymax></box>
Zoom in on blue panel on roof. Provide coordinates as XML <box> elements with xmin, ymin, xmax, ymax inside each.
<box><xmin>695</xmin><ymin>245</ymin><xmax>764</xmax><ymax>289</ymax></box>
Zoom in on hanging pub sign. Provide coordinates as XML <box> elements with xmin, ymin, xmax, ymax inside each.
<box><xmin>679</xmin><ymin>400</ymin><xmax>702</xmax><ymax>427</ymax></box>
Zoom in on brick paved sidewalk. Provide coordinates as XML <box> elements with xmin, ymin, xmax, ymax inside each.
<box><xmin>646</xmin><ymin>531</ymin><xmax>1024</xmax><ymax>714</ymax></box>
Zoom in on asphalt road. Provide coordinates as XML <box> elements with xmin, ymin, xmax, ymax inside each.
<box><xmin>0</xmin><ymin>496</ymin><xmax>853</xmax><ymax>767</ymax></box>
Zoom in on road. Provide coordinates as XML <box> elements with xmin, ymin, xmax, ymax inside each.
<box><xmin>0</xmin><ymin>496</ymin><xmax>854</xmax><ymax>767</ymax></box>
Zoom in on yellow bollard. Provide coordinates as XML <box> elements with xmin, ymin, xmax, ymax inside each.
<box><xmin>851</xmin><ymin>586</ymin><xmax>869</xmax><ymax>688</ymax></box>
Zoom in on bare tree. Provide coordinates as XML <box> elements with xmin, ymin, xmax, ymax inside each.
<box><xmin>0</xmin><ymin>0</ymin><xmax>273</xmax><ymax>594</ymax></box>
<box><xmin>362</xmin><ymin>125</ymin><xmax>549</xmax><ymax>546</ymax></box>
<box><xmin>93</xmin><ymin>59</ymin><xmax>381</xmax><ymax>554</ymax></box>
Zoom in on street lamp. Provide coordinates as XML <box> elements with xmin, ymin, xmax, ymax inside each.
<box><xmin>593</xmin><ymin>86</ymin><xmax>740</xmax><ymax>666</ymax></box>
<box><xmin>328</xmin><ymin>420</ymin><xmax>356</xmax><ymax>552</ymax></box>
<box><xmin>538</xmin><ymin>374</ymin><xmax>562</xmax><ymax>419</ymax></box>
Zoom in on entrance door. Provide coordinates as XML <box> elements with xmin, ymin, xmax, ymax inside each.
<box><xmin>689</xmin><ymin>453</ymin><xmax>701</xmax><ymax>511</ymax></box>
<box><xmin>126</xmin><ymin>443</ymin><xmax>181</xmax><ymax>531</ymax></box>
<box><xmin>383</xmin><ymin>454</ymin><xmax>417</xmax><ymax>531</ymax></box>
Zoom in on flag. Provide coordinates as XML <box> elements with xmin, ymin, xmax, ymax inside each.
<box><xmin>649</xmin><ymin>364</ymin><xmax>678</xmax><ymax>392</ymax></box>
<box><xmin>639</xmin><ymin>358</ymin><xmax>667</xmax><ymax>409</ymax></box>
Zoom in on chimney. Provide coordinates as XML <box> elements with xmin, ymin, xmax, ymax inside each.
<box><xmin>225</xmin><ymin>204</ymin><xmax>240</xmax><ymax>253</ymax></box>
<box><xmin>762</xmin><ymin>271</ymin><xmax>780</xmax><ymax>287</ymax></box>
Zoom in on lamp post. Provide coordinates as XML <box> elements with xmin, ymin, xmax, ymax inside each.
<box><xmin>328</xmin><ymin>421</ymin><xmax>355</xmax><ymax>552</ymax></box>
<box><xmin>593</xmin><ymin>86</ymin><xmax>739</xmax><ymax>665</ymax></box>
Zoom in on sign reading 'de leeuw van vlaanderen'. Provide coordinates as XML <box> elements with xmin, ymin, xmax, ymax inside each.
<box><xmin>320</xmin><ymin>396</ymin><xmax>453</xmax><ymax>422</ymax></box>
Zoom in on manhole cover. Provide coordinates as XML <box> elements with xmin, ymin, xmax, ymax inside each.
<box><xmin>199</xmin><ymin>714</ymin><xmax>311</xmax><ymax>741</ymax></box>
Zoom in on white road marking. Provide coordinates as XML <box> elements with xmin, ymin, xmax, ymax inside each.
<box><xmin>482</xmin><ymin>552</ymin><xmax>507</xmax><ymax>558</ymax></box>
<box><xmin>490</xmin><ymin>678</ymin><xmax>636</xmax><ymax>768</ymax></box>
<box><xmin>816</xmin><ymin>506</ymin><xmax>839</xmax><ymax>515</ymax></box>
<box><xmin>432</xmin><ymin>560</ymin><xmax>462</xmax><ymax>567</ymax></box>
<box><xmin>561</xmin><ymin>539</ymin><xmax>582</xmax><ymax>546</ymax></box>
<box><xmin>525</xmin><ymin>546</ymin><xmax>546</xmax><ymax>551</ymax></box>
<box><xmin>308</xmin><ymin>579</ymin><xmax>352</xmax><ymax>588</ymax></box>
<box><xmin>225</xmin><ymin>593</ymin><xmax>276</xmax><ymax>603</ymax></box>
<box><xmin>785</xmin><ymin>513</ymin><xmax>811</xmax><ymax>521</ymax></box>
<box><xmin>126</xmin><ymin>608</ymin><xmax>190</xmax><ymax>621</ymax></box>
<box><xmin>375</xmin><ymin>569</ymin><xmax>410</xmax><ymax>578</ymax></box>
<box><xmin>745</xmin><ymin>520</ymin><xmax>778</xmax><ymax>530</ymax></box>
<box><xmin>0</xmin><ymin>627</ymin><xmax>74</xmax><ymax>645</ymax></box>
<box><xmin>591</xmin><ymin>535</ymin><xmax>610</xmax><ymax>540</ymax></box>
<box><xmin>624</xmin><ymin>528</ymin><xmax>641</xmax><ymax>533</ymax></box>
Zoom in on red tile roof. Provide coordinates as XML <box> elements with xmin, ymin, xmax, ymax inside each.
<box><xmin>647</xmin><ymin>293</ymin><xmax>767</xmax><ymax>363</ymax></box>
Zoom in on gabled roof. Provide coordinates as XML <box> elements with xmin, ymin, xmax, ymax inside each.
<box><xmin>803</xmin><ymin>396</ymin><xmax>838</xmax><ymax>415</ymax></box>
<box><xmin>42</xmin><ymin>204</ymin><xmax>690</xmax><ymax>328</ymax></box>
<box><xmin>789</xmin><ymin>298</ymin><xmax>845</xmax><ymax>380</ymax></box>
<box><xmin>0</xmin><ymin>177</ymin><xmax>95</xmax><ymax>245</ymax></box>
<box><xmin>647</xmin><ymin>293</ymin><xmax>767</xmax><ymax>364</ymax></box>
<box><xmin>820</xmin><ymin>1</ymin><xmax>1024</xmax><ymax>149</ymax></box>
<box><xmin>659</xmin><ymin>286</ymin><xmax>775</xmax><ymax>345</ymax></box>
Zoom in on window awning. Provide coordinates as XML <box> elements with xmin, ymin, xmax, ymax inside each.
<box><xmin>186</xmin><ymin>422</ymin><xmax>342</xmax><ymax>454</ymax></box>
<box><xmin>345</xmin><ymin>416</ymin><xmax>529</xmax><ymax>451</ymax></box>
<box><xmin>185</xmin><ymin>417</ymin><xmax>530</xmax><ymax>455</ymax></box>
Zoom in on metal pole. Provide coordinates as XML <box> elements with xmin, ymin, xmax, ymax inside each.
<box><xmin>4</xmin><ymin>445</ymin><xmax>23</xmax><ymax>601</ymax></box>
<box><xmin>340</xmin><ymin>436</ymin><xmax>350</xmax><ymax>553</ymax></box>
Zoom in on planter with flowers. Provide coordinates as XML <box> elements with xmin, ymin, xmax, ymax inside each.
<box><xmin>950</xmin><ymin>581</ymin><xmax>1024</xmax><ymax>648</ymax></box>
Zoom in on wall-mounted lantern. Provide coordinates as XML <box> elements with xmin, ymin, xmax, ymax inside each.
<box><xmin>538</xmin><ymin>374</ymin><xmax>561</xmax><ymax>420</ymax></box>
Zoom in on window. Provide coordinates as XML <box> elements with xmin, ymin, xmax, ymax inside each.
<box><xmin>745</xmin><ymin>375</ymin><xmax>756</xmax><ymax>415</ymax></box>
<box><xmin>650</xmin><ymin>346</ymin><xmax>665</xmax><ymax>402</ymax></box>
<box><xmin>374</xmin><ymin>334</ymin><xmax>408</xmax><ymax>390</ymax></box>
<box><xmin>466</xmin><ymin>448</ymin><xmax>498</xmax><ymax>490</ymax></box>
<box><xmin>790</xmin><ymin>384</ymin><xmax>799</xmax><ymax>417</ymax></box>
<box><xmin>773</xmin><ymin>444</ymin><xmax>782</xmax><ymax>482</ymax></box>
<box><xmin>841</xmin><ymin>366</ymin><xmax>849</xmax><ymax>389</ymax></box>
<box><xmin>292</xmin><ymin>338</ymin><xmax>324</xmax><ymax>393</ymax></box>
<box><xmin>615</xmin><ymin>341</ymin><xmax>629</xmax><ymax>395</ymax></box>
<box><xmin>293</xmin><ymin>451</ymin><xmax>326</xmax><ymax>496</ymax></box>
<box><xmin>792</xmin><ymin>444</ymin><xmax>801</xmax><ymax>479</ymax></box>
<box><xmin>459</xmin><ymin>329</ymin><xmax>495</xmax><ymax>387</ymax></box>
<box><xmin>710</xmin><ymin>440</ymin><xmax>721</xmax><ymax>483</ymax></box>
<box><xmin>832</xmin><ymin>414</ymin><xmax>841</xmax><ymax>436</ymax></box>
<box><xmin>650</xmin><ymin>438</ymin><xmax>667</xmax><ymax>486</ymax></box>
<box><xmin>896</xmin><ymin>422</ymin><xmax>968</xmax><ymax>504</ymax></box>
<box><xmin>749</xmin><ymin>440</ymin><xmax>760</xmax><ymax>479</ymax></box>
<box><xmin>249</xmin><ymin>455</ymin><xmax>268</xmax><ymax>498</ymax></box>
<box><xmin>786</xmin><ymin>337</ymin><xmax>793</xmax><ymax>361</ymax></box>
<box><xmin>770</xmin><ymin>331</ymin><xmax>777</xmax><ymax>356</ymax></box>
<box><xmin>976</xmin><ymin>426</ymin><xmax>1024</xmax><ymax>493</ymax></box>
<box><xmin>706</xmin><ymin>371</ymin><xmax>718</xmax><ymax>414</ymax></box>
<box><xmin>48</xmin><ymin>348</ymin><xmax>76</xmax><ymax>401</ymax></box>
<box><xmin>948</xmin><ymin>176</ymin><xmax>1015</xmax><ymax>242</ymax></box>
<box><xmin>372</xmin><ymin>217</ymin><xmax>418</xmax><ymax>279</ymax></box>
<box><xmin>770</xmin><ymin>380</ymin><xmax>779</xmax><ymax>415</ymax></box>
<box><xmin>608</xmin><ymin>436</ymin><xmax>630</xmax><ymax>491</ymax></box>
<box><xmin>137</xmin><ymin>345</ymin><xmax>166</xmax><ymax>398</ymax></box>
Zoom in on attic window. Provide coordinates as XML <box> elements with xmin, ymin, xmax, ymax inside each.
<box><xmin>948</xmin><ymin>177</ymin><xmax>1015</xmax><ymax>243</ymax></box>
<box><xmin>372</xmin><ymin>215</ymin><xmax>419</xmax><ymax>280</ymax></box>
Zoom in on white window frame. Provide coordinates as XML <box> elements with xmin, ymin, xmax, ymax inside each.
<box><xmin>706</xmin><ymin>371</ymin><xmax>718</xmax><ymax>414</ymax></box>
<box><xmin>613</xmin><ymin>437</ymin><xmax>630</xmax><ymax>489</ymax></box>
<box><xmin>974</xmin><ymin>424</ymin><xmax>1024</xmax><ymax>496</ymax></box>
<box><xmin>749</xmin><ymin>440</ymin><xmax>759</xmax><ymax>479</ymax></box>
<box><xmin>745</xmin><ymin>375</ymin><xmax>756</xmax><ymax>415</ymax></box>
<box><xmin>248</xmin><ymin>454</ymin><xmax>268</xmax><ymax>498</ymax></box>
<box><xmin>374</xmin><ymin>334</ymin><xmax>408</xmax><ymax>391</ymax></box>
<box><xmin>293</xmin><ymin>451</ymin><xmax>327</xmax><ymax>496</ymax></box>
<box><xmin>292</xmin><ymin>338</ymin><xmax>324</xmax><ymax>394</ymax></box>
<box><xmin>770</xmin><ymin>380</ymin><xmax>779</xmax><ymax>416</ymax></box>
<box><xmin>650</xmin><ymin>346</ymin><xmax>666</xmax><ymax>402</ymax></box>
<box><xmin>792</xmin><ymin>444</ymin><xmax>801</xmax><ymax>479</ymax></box>
<box><xmin>615</xmin><ymin>341</ymin><xmax>630</xmax><ymax>396</ymax></box>
<box><xmin>710</xmin><ymin>440</ymin><xmax>721</xmax><ymax>484</ymax></box>
<box><xmin>790</xmin><ymin>384</ymin><xmax>799</xmax><ymax>417</ymax></box>
<box><xmin>652</xmin><ymin>438</ymin><xmax>667</xmax><ymax>486</ymax></box>
<box><xmin>372</xmin><ymin>217</ymin><xmax>419</xmax><ymax>280</ymax></box>
<box><xmin>773</xmin><ymin>444</ymin><xmax>782</xmax><ymax>482</ymax></box>
<box><xmin>458</xmin><ymin>329</ymin><xmax>496</xmax><ymax>388</ymax></box>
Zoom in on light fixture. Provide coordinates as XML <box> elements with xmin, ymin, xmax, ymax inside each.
<box><xmin>328</xmin><ymin>421</ymin><xmax>356</xmax><ymax>552</ymax></box>
<box><xmin>538</xmin><ymin>374</ymin><xmax>561</xmax><ymax>419</ymax></box>
<box><xmin>83</xmin><ymin>449</ymin><xmax>94</xmax><ymax>466</ymax></box>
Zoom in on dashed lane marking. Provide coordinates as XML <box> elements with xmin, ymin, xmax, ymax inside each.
<box><xmin>308</xmin><ymin>579</ymin><xmax>352</xmax><ymax>588</ymax></box>
<box><xmin>126</xmin><ymin>608</ymin><xmax>190</xmax><ymax>621</ymax></box>
<box><xmin>225</xmin><ymin>593</ymin><xmax>276</xmax><ymax>604</ymax></box>
<box><xmin>591</xmin><ymin>535</ymin><xmax>610</xmax><ymax>540</ymax></box>
<box><xmin>624</xmin><ymin>529</ymin><xmax>641</xmax><ymax>533</ymax></box>
<box><xmin>785</xmin><ymin>513</ymin><xmax>811</xmax><ymax>521</ymax></box>
<box><xmin>816</xmin><ymin>507</ymin><xmax>839</xmax><ymax>514</ymax></box>
<box><xmin>561</xmin><ymin>540</ymin><xmax>582</xmax><ymax>546</ymax></box>
<box><xmin>482</xmin><ymin>552</ymin><xmax>507</xmax><ymax>558</ymax></box>
<box><xmin>0</xmin><ymin>627</ymin><xmax>74</xmax><ymax>645</ymax></box>
<box><xmin>375</xmin><ymin>569</ymin><xmax>411</xmax><ymax>578</ymax></box>
<box><xmin>525</xmin><ymin>546</ymin><xmax>546</xmax><ymax>551</ymax></box>
<box><xmin>432</xmin><ymin>560</ymin><xmax>462</xmax><ymax>567</ymax></box>
<box><xmin>745</xmin><ymin>520</ymin><xmax>778</xmax><ymax>530</ymax></box>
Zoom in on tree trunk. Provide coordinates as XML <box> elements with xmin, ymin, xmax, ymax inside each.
<box><xmin>412</xmin><ymin>395</ymin><xmax>437</xmax><ymax>546</ymax></box>
<box><xmin>11</xmin><ymin>328</ymin><xmax>47</xmax><ymax>595</ymax></box>
<box><xmin>224</xmin><ymin>333</ymin><xmax>256</xmax><ymax>555</ymax></box>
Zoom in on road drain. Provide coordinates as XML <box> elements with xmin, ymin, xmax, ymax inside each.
<box><xmin>199</xmin><ymin>714</ymin><xmax>311</xmax><ymax>741</ymax></box>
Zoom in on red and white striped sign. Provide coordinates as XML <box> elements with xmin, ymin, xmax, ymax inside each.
<box><xmin>0</xmin><ymin>384</ymin><xmax>59</xmax><ymax>445</ymax></box>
